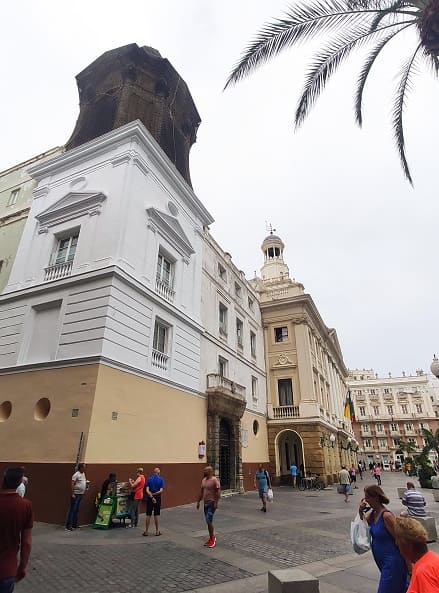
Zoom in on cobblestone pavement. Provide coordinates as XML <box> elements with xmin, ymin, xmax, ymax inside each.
<box><xmin>16</xmin><ymin>472</ymin><xmax>439</xmax><ymax>593</ymax></box>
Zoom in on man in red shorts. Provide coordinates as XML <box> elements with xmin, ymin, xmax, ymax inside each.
<box><xmin>196</xmin><ymin>466</ymin><xmax>221</xmax><ymax>549</ymax></box>
<box><xmin>0</xmin><ymin>467</ymin><xmax>33</xmax><ymax>593</ymax></box>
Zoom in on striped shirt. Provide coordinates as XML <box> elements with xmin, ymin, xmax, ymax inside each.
<box><xmin>402</xmin><ymin>489</ymin><xmax>427</xmax><ymax>517</ymax></box>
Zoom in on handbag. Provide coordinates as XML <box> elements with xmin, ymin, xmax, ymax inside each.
<box><xmin>337</xmin><ymin>484</ymin><xmax>345</xmax><ymax>494</ymax></box>
<box><xmin>267</xmin><ymin>488</ymin><xmax>274</xmax><ymax>502</ymax></box>
<box><xmin>350</xmin><ymin>513</ymin><xmax>371</xmax><ymax>554</ymax></box>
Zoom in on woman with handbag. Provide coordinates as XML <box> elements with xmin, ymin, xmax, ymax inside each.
<box><xmin>359</xmin><ymin>485</ymin><xmax>407</xmax><ymax>593</ymax></box>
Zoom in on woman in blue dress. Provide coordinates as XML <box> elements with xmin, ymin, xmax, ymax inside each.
<box><xmin>359</xmin><ymin>484</ymin><xmax>407</xmax><ymax>593</ymax></box>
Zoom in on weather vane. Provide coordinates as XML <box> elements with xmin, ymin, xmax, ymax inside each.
<box><xmin>265</xmin><ymin>221</ymin><xmax>276</xmax><ymax>235</ymax></box>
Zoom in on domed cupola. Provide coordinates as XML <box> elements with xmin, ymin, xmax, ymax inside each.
<box><xmin>260</xmin><ymin>229</ymin><xmax>289</xmax><ymax>282</ymax></box>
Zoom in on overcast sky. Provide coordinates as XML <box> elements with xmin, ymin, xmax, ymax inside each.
<box><xmin>1</xmin><ymin>1</ymin><xmax>438</xmax><ymax>378</ymax></box>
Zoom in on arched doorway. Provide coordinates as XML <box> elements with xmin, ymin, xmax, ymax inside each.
<box><xmin>275</xmin><ymin>429</ymin><xmax>304</xmax><ymax>478</ymax></box>
<box><xmin>219</xmin><ymin>418</ymin><xmax>231</xmax><ymax>489</ymax></box>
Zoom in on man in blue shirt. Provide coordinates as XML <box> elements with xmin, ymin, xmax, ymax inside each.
<box><xmin>290</xmin><ymin>464</ymin><xmax>297</xmax><ymax>488</ymax></box>
<box><xmin>254</xmin><ymin>464</ymin><xmax>270</xmax><ymax>513</ymax></box>
<box><xmin>142</xmin><ymin>467</ymin><xmax>165</xmax><ymax>536</ymax></box>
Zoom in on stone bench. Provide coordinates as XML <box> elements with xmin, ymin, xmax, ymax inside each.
<box><xmin>397</xmin><ymin>487</ymin><xmax>406</xmax><ymax>499</ymax></box>
<box><xmin>268</xmin><ymin>569</ymin><xmax>319</xmax><ymax>593</ymax></box>
<box><xmin>414</xmin><ymin>516</ymin><xmax>438</xmax><ymax>543</ymax></box>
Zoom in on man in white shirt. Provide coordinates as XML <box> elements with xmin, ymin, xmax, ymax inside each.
<box><xmin>338</xmin><ymin>465</ymin><xmax>351</xmax><ymax>503</ymax></box>
<box><xmin>65</xmin><ymin>463</ymin><xmax>87</xmax><ymax>531</ymax></box>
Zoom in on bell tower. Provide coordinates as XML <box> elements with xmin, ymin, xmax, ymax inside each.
<box><xmin>260</xmin><ymin>229</ymin><xmax>290</xmax><ymax>282</ymax></box>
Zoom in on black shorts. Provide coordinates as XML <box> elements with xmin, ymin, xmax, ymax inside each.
<box><xmin>146</xmin><ymin>494</ymin><xmax>161</xmax><ymax>516</ymax></box>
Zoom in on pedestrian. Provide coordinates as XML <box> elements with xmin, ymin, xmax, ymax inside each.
<box><xmin>128</xmin><ymin>468</ymin><xmax>145</xmax><ymax>528</ymax></box>
<box><xmin>400</xmin><ymin>482</ymin><xmax>427</xmax><ymax>518</ymax></box>
<box><xmin>65</xmin><ymin>463</ymin><xmax>87</xmax><ymax>531</ymax></box>
<box><xmin>338</xmin><ymin>465</ymin><xmax>351</xmax><ymax>503</ymax></box>
<box><xmin>359</xmin><ymin>485</ymin><xmax>407</xmax><ymax>593</ymax></box>
<box><xmin>395</xmin><ymin>517</ymin><xmax>439</xmax><ymax>592</ymax></box>
<box><xmin>196</xmin><ymin>466</ymin><xmax>221</xmax><ymax>548</ymax></box>
<box><xmin>289</xmin><ymin>463</ymin><xmax>297</xmax><ymax>488</ymax></box>
<box><xmin>254</xmin><ymin>463</ymin><xmax>271</xmax><ymax>512</ymax></box>
<box><xmin>100</xmin><ymin>472</ymin><xmax>117</xmax><ymax>502</ymax></box>
<box><xmin>357</xmin><ymin>463</ymin><xmax>363</xmax><ymax>480</ymax></box>
<box><xmin>374</xmin><ymin>464</ymin><xmax>382</xmax><ymax>486</ymax></box>
<box><xmin>350</xmin><ymin>464</ymin><xmax>358</xmax><ymax>488</ymax></box>
<box><xmin>0</xmin><ymin>467</ymin><xmax>33</xmax><ymax>592</ymax></box>
<box><xmin>143</xmin><ymin>467</ymin><xmax>165</xmax><ymax>536</ymax></box>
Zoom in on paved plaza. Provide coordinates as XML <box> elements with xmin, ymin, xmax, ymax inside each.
<box><xmin>17</xmin><ymin>472</ymin><xmax>439</xmax><ymax>593</ymax></box>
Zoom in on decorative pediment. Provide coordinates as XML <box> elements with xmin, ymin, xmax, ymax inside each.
<box><xmin>36</xmin><ymin>191</ymin><xmax>107</xmax><ymax>233</ymax></box>
<box><xmin>146</xmin><ymin>207</ymin><xmax>194</xmax><ymax>259</ymax></box>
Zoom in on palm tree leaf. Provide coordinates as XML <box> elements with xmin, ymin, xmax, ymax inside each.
<box><xmin>225</xmin><ymin>0</ymin><xmax>385</xmax><ymax>89</ymax></box>
<box><xmin>369</xmin><ymin>0</ymin><xmax>406</xmax><ymax>31</ymax></box>
<box><xmin>295</xmin><ymin>19</ymin><xmax>412</xmax><ymax>126</ymax></box>
<box><xmin>420</xmin><ymin>46</ymin><xmax>439</xmax><ymax>75</ymax></box>
<box><xmin>392</xmin><ymin>42</ymin><xmax>423</xmax><ymax>184</ymax></box>
<box><xmin>355</xmin><ymin>21</ymin><xmax>414</xmax><ymax>126</ymax></box>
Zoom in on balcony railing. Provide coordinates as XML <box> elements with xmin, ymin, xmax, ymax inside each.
<box><xmin>151</xmin><ymin>349</ymin><xmax>169</xmax><ymax>370</ymax></box>
<box><xmin>44</xmin><ymin>260</ymin><xmax>73</xmax><ymax>282</ymax></box>
<box><xmin>155</xmin><ymin>278</ymin><xmax>175</xmax><ymax>303</ymax></box>
<box><xmin>206</xmin><ymin>374</ymin><xmax>246</xmax><ymax>399</ymax></box>
<box><xmin>272</xmin><ymin>405</ymin><xmax>300</xmax><ymax>419</ymax></box>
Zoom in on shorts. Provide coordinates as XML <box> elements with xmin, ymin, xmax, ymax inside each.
<box><xmin>146</xmin><ymin>494</ymin><xmax>161</xmax><ymax>516</ymax></box>
<box><xmin>343</xmin><ymin>484</ymin><xmax>350</xmax><ymax>494</ymax></box>
<box><xmin>258</xmin><ymin>488</ymin><xmax>268</xmax><ymax>500</ymax></box>
<box><xmin>204</xmin><ymin>502</ymin><xmax>216</xmax><ymax>524</ymax></box>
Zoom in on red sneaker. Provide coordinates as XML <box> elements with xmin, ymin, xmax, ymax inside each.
<box><xmin>203</xmin><ymin>538</ymin><xmax>211</xmax><ymax>546</ymax></box>
<box><xmin>207</xmin><ymin>537</ymin><xmax>216</xmax><ymax>548</ymax></box>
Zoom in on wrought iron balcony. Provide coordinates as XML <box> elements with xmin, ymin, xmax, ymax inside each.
<box><xmin>44</xmin><ymin>260</ymin><xmax>73</xmax><ymax>282</ymax></box>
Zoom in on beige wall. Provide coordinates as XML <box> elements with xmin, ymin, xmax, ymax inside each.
<box><xmin>0</xmin><ymin>365</ymin><xmax>98</xmax><ymax>462</ymax></box>
<box><xmin>85</xmin><ymin>365</ymin><xmax>208</xmax><ymax>463</ymax></box>
<box><xmin>241</xmin><ymin>410</ymin><xmax>269</xmax><ymax>463</ymax></box>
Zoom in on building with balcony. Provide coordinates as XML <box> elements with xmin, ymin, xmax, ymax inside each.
<box><xmin>251</xmin><ymin>233</ymin><xmax>355</xmax><ymax>484</ymax></box>
<box><xmin>0</xmin><ymin>147</ymin><xmax>62</xmax><ymax>293</ymax></box>
<box><xmin>349</xmin><ymin>369</ymin><xmax>439</xmax><ymax>468</ymax></box>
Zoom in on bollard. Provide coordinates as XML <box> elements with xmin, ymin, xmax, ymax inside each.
<box><xmin>268</xmin><ymin>568</ymin><xmax>319</xmax><ymax>593</ymax></box>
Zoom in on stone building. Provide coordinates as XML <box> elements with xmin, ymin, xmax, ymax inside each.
<box><xmin>348</xmin><ymin>369</ymin><xmax>439</xmax><ymax>468</ymax></box>
<box><xmin>0</xmin><ymin>148</ymin><xmax>62</xmax><ymax>293</ymax></box>
<box><xmin>251</xmin><ymin>232</ymin><xmax>356</xmax><ymax>484</ymax></box>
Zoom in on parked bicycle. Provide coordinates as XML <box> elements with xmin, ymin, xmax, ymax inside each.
<box><xmin>298</xmin><ymin>474</ymin><xmax>324</xmax><ymax>491</ymax></box>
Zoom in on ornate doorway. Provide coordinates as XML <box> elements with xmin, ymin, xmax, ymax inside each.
<box><xmin>219</xmin><ymin>418</ymin><xmax>231</xmax><ymax>489</ymax></box>
<box><xmin>276</xmin><ymin>429</ymin><xmax>304</xmax><ymax>477</ymax></box>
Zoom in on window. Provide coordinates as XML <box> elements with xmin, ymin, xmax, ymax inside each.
<box><xmin>52</xmin><ymin>232</ymin><xmax>79</xmax><ymax>266</ymax></box>
<box><xmin>364</xmin><ymin>439</ymin><xmax>372</xmax><ymax>448</ymax></box>
<box><xmin>363</xmin><ymin>424</ymin><xmax>370</xmax><ymax>432</ymax></box>
<box><xmin>274</xmin><ymin>326</ymin><xmax>288</xmax><ymax>343</ymax></box>
<box><xmin>218</xmin><ymin>263</ymin><xmax>226</xmax><ymax>281</ymax></box>
<box><xmin>405</xmin><ymin>423</ymin><xmax>413</xmax><ymax>431</ymax></box>
<box><xmin>401</xmin><ymin>404</ymin><xmax>408</xmax><ymax>414</ymax></box>
<box><xmin>373</xmin><ymin>406</ymin><xmax>380</xmax><ymax>415</ymax></box>
<box><xmin>156</xmin><ymin>253</ymin><xmax>174</xmax><ymax>287</ymax></box>
<box><xmin>248</xmin><ymin>297</ymin><xmax>254</xmax><ymax>311</ymax></box>
<box><xmin>359</xmin><ymin>406</ymin><xmax>366</xmax><ymax>416</ymax></box>
<box><xmin>387</xmin><ymin>405</ymin><xmax>393</xmax><ymax>415</ymax></box>
<box><xmin>218</xmin><ymin>356</ymin><xmax>228</xmax><ymax>377</ymax></box>
<box><xmin>251</xmin><ymin>376</ymin><xmax>258</xmax><ymax>403</ymax></box>
<box><xmin>415</xmin><ymin>404</ymin><xmax>423</xmax><ymax>413</ymax></box>
<box><xmin>408</xmin><ymin>438</ymin><xmax>416</xmax><ymax>445</ymax></box>
<box><xmin>153</xmin><ymin>320</ymin><xmax>169</xmax><ymax>354</ymax></box>
<box><xmin>390</xmin><ymin>423</ymin><xmax>397</xmax><ymax>431</ymax></box>
<box><xmin>278</xmin><ymin>378</ymin><xmax>293</xmax><ymax>406</ymax></box>
<box><xmin>250</xmin><ymin>331</ymin><xmax>256</xmax><ymax>358</ymax></box>
<box><xmin>234</xmin><ymin>282</ymin><xmax>242</xmax><ymax>298</ymax></box>
<box><xmin>370</xmin><ymin>389</ymin><xmax>376</xmax><ymax>395</ymax></box>
<box><xmin>379</xmin><ymin>439</ymin><xmax>387</xmax><ymax>448</ymax></box>
<box><xmin>6</xmin><ymin>188</ymin><xmax>20</xmax><ymax>207</ymax></box>
<box><xmin>393</xmin><ymin>438</ymin><xmax>401</xmax><ymax>447</ymax></box>
<box><xmin>219</xmin><ymin>303</ymin><xmax>228</xmax><ymax>337</ymax></box>
<box><xmin>376</xmin><ymin>423</ymin><xmax>383</xmax><ymax>432</ymax></box>
<box><xmin>357</xmin><ymin>390</ymin><xmax>363</xmax><ymax>396</ymax></box>
<box><xmin>384</xmin><ymin>388</ymin><xmax>391</xmax><ymax>394</ymax></box>
<box><xmin>236</xmin><ymin>318</ymin><xmax>243</xmax><ymax>349</ymax></box>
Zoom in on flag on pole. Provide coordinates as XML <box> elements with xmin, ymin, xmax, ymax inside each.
<box><xmin>344</xmin><ymin>390</ymin><xmax>356</xmax><ymax>422</ymax></box>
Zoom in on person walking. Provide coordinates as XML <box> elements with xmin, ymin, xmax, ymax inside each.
<box><xmin>374</xmin><ymin>464</ymin><xmax>382</xmax><ymax>486</ymax></box>
<box><xmin>127</xmin><ymin>468</ymin><xmax>145</xmax><ymax>528</ymax></box>
<box><xmin>357</xmin><ymin>463</ymin><xmax>363</xmax><ymax>480</ymax></box>
<box><xmin>196</xmin><ymin>466</ymin><xmax>220</xmax><ymax>548</ymax></box>
<box><xmin>350</xmin><ymin>465</ymin><xmax>358</xmax><ymax>489</ymax></box>
<box><xmin>143</xmin><ymin>467</ymin><xmax>165</xmax><ymax>536</ymax></box>
<box><xmin>395</xmin><ymin>516</ymin><xmax>439</xmax><ymax>592</ymax></box>
<box><xmin>359</xmin><ymin>484</ymin><xmax>407</xmax><ymax>593</ymax></box>
<box><xmin>0</xmin><ymin>467</ymin><xmax>33</xmax><ymax>592</ymax></box>
<box><xmin>338</xmin><ymin>465</ymin><xmax>351</xmax><ymax>503</ymax></box>
<box><xmin>290</xmin><ymin>463</ymin><xmax>297</xmax><ymax>488</ymax></box>
<box><xmin>254</xmin><ymin>463</ymin><xmax>270</xmax><ymax>512</ymax></box>
<box><xmin>65</xmin><ymin>463</ymin><xmax>87</xmax><ymax>531</ymax></box>
<box><xmin>400</xmin><ymin>482</ymin><xmax>427</xmax><ymax>518</ymax></box>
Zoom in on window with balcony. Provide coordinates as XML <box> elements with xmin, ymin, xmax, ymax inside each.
<box><xmin>278</xmin><ymin>378</ymin><xmax>293</xmax><ymax>406</ymax></box>
<box><xmin>218</xmin><ymin>263</ymin><xmax>227</xmax><ymax>281</ymax></box>
<box><xmin>363</xmin><ymin>424</ymin><xmax>370</xmax><ymax>432</ymax></box>
<box><xmin>401</xmin><ymin>404</ymin><xmax>408</xmax><ymax>414</ymax></box>
<box><xmin>250</xmin><ymin>331</ymin><xmax>256</xmax><ymax>358</ymax></box>
<box><xmin>274</xmin><ymin>326</ymin><xmax>288</xmax><ymax>343</ymax></box>
<box><xmin>393</xmin><ymin>438</ymin><xmax>401</xmax><ymax>447</ymax></box>
<box><xmin>408</xmin><ymin>437</ymin><xmax>416</xmax><ymax>445</ymax></box>
<box><xmin>7</xmin><ymin>188</ymin><xmax>20</xmax><ymax>207</ymax></box>
<box><xmin>364</xmin><ymin>438</ymin><xmax>372</xmax><ymax>448</ymax></box>
<box><xmin>152</xmin><ymin>319</ymin><xmax>170</xmax><ymax>370</ymax></box>
<box><xmin>236</xmin><ymin>318</ymin><xmax>243</xmax><ymax>349</ymax></box>
<box><xmin>384</xmin><ymin>388</ymin><xmax>391</xmax><ymax>394</ymax></box>
<box><xmin>390</xmin><ymin>423</ymin><xmax>397</xmax><ymax>431</ymax></box>
<box><xmin>379</xmin><ymin>439</ymin><xmax>387</xmax><ymax>448</ymax></box>
<box><xmin>376</xmin><ymin>423</ymin><xmax>383</xmax><ymax>432</ymax></box>
<box><xmin>45</xmin><ymin>230</ymin><xmax>79</xmax><ymax>281</ymax></box>
<box><xmin>373</xmin><ymin>406</ymin><xmax>380</xmax><ymax>415</ymax></box>
<box><xmin>387</xmin><ymin>405</ymin><xmax>394</xmax><ymax>415</ymax></box>
<box><xmin>219</xmin><ymin>303</ymin><xmax>228</xmax><ymax>337</ymax></box>
<box><xmin>415</xmin><ymin>404</ymin><xmax>423</xmax><ymax>413</ymax></box>
<box><xmin>156</xmin><ymin>252</ymin><xmax>175</xmax><ymax>302</ymax></box>
<box><xmin>251</xmin><ymin>376</ymin><xmax>258</xmax><ymax>404</ymax></box>
<box><xmin>357</xmin><ymin>389</ymin><xmax>363</xmax><ymax>396</ymax></box>
<box><xmin>370</xmin><ymin>389</ymin><xmax>376</xmax><ymax>395</ymax></box>
<box><xmin>405</xmin><ymin>423</ymin><xmax>413</xmax><ymax>431</ymax></box>
<box><xmin>359</xmin><ymin>406</ymin><xmax>366</xmax><ymax>416</ymax></box>
<box><xmin>218</xmin><ymin>356</ymin><xmax>228</xmax><ymax>377</ymax></box>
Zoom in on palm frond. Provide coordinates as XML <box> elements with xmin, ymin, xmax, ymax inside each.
<box><xmin>420</xmin><ymin>46</ymin><xmax>439</xmax><ymax>74</ymax></box>
<box><xmin>295</xmin><ymin>19</ymin><xmax>412</xmax><ymax>126</ymax></box>
<box><xmin>369</xmin><ymin>0</ymin><xmax>406</xmax><ymax>31</ymax></box>
<box><xmin>225</xmin><ymin>0</ymin><xmax>385</xmax><ymax>89</ymax></box>
<box><xmin>355</xmin><ymin>21</ymin><xmax>414</xmax><ymax>126</ymax></box>
<box><xmin>392</xmin><ymin>42</ymin><xmax>423</xmax><ymax>184</ymax></box>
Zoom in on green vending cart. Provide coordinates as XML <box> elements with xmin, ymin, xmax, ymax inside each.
<box><xmin>93</xmin><ymin>481</ymin><xmax>131</xmax><ymax>529</ymax></box>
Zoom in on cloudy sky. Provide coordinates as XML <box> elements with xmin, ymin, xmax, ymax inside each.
<box><xmin>1</xmin><ymin>1</ymin><xmax>438</xmax><ymax>378</ymax></box>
